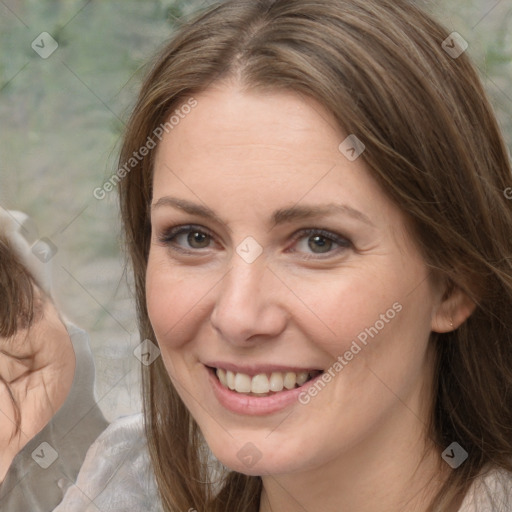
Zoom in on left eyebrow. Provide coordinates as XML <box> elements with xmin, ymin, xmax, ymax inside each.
<box><xmin>151</xmin><ymin>197</ymin><xmax>375</xmax><ymax>228</ymax></box>
<box><xmin>271</xmin><ymin>203</ymin><xmax>375</xmax><ymax>227</ymax></box>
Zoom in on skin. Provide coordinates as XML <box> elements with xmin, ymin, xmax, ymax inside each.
<box><xmin>146</xmin><ymin>83</ymin><xmax>474</xmax><ymax>512</ymax></box>
<box><xmin>0</xmin><ymin>290</ymin><xmax>75</xmax><ymax>482</ymax></box>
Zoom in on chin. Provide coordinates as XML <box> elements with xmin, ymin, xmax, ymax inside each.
<box><xmin>205</xmin><ymin>436</ymin><xmax>313</xmax><ymax>477</ymax></box>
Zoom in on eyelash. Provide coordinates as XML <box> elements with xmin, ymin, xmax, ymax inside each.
<box><xmin>157</xmin><ymin>224</ymin><xmax>352</xmax><ymax>259</ymax></box>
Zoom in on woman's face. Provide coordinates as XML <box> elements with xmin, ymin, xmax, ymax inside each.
<box><xmin>146</xmin><ymin>83</ymin><xmax>445</xmax><ymax>476</ymax></box>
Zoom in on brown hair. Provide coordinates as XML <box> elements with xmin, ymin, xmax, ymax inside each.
<box><xmin>0</xmin><ymin>234</ymin><xmax>35</xmax><ymax>338</ymax></box>
<box><xmin>0</xmin><ymin>231</ymin><xmax>41</xmax><ymax>437</ymax></box>
<box><xmin>118</xmin><ymin>0</ymin><xmax>512</xmax><ymax>510</ymax></box>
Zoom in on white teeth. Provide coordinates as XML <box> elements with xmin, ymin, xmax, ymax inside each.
<box><xmin>234</xmin><ymin>372</ymin><xmax>252</xmax><ymax>393</ymax></box>
<box><xmin>217</xmin><ymin>368</ymin><xmax>228</xmax><ymax>387</ymax></box>
<box><xmin>251</xmin><ymin>374</ymin><xmax>270</xmax><ymax>394</ymax></box>
<box><xmin>226</xmin><ymin>370</ymin><xmax>236</xmax><ymax>390</ymax></box>
<box><xmin>269</xmin><ymin>372</ymin><xmax>284</xmax><ymax>392</ymax></box>
<box><xmin>296</xmin><ymin>371</ymin><xmax>309</xmax><ymax>386</ymax></box>
<box><xmin>283</xmin><ymin>372</ymin><xmax>297</xmax><ymax>390</ymax></box>
<box><xmin>216</xmin><ymin>368</ymin><xmax>319</xmax><ymax>395</ymax></box>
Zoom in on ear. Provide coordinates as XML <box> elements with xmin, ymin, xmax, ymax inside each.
<box><xmin>431</xmin><ymin>282</ymin><xmax>476</xmax><ymax>333</ymax></box>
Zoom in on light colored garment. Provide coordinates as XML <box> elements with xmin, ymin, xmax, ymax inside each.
<box><xmin>57</xmin><ymin>412</ymin><xmax>512</xmax><ymax>512</ymax></box>
<box><xmin>53</xmin><ymin>414</ymin><xmax>162</xmax><ymax>512</ymax></box>
<box><xmin>458</xmin><ymin>465</ymin><xmax>512</xmax><ymax>511</ymax></box>
<box><xmin>0</xmin><ymin>322</ymin><xmax>109</xmax><ymax>512</ymax></box>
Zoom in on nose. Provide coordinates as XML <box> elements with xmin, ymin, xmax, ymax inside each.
<box><xmin>210</xmin><ymin>255</ymin><xmax>288</xmax><ymax>346</ymax></box>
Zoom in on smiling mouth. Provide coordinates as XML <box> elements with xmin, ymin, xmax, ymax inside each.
<box><xmin>210</xmin><ymin>367</ymin><xmax>323</xmax><ymax>396</ymax></box>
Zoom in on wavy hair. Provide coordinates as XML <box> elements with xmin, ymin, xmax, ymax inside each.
<box><xmin>0</xmin><ymin>230</ymin><xmax>40</xmax><ymax>437</ymax></box>
<box><xmin>117</xmin><ymin>1</ymin><xmax>512</xmax><ymax>510</ymax></box>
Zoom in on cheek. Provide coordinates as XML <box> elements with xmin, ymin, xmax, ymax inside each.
<box><xmin>286</xmin><ymin>267</ymin><xmax>402</xmax><ymax>348</ymax></box>
<box><xmin>287</xmin><ymin>261</ymin><xmax>433</xmax><ymax>372</ymax></box>
<box><xmin>145</xmin><ymin>252</ymin><xmax>212</xmax><ymax>349</ymax></box>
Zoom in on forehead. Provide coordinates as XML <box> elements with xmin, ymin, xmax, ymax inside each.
<box><xmin>151</xmin><ymin>84</ymin><xmax>399</xmax><ymax>229</ymax></box>
<box><xmin>154</xmin><ymin>84</ymin><xmax>343</xmax><ymax>172</ymax></box>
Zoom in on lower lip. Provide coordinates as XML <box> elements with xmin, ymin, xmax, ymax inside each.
<box><xmin>207</xmin><ymin>366</ymin><xmax>323</xmax><ymax>416</ymax></box>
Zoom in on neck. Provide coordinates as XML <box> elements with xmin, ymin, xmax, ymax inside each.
<box><xmin>260</xmin><ymin>439</ymin><xmax>450</xmax><ymax>512</ymax></box>
<box><xmin>258</xmin><ymin>386</ymin><xmax>460</xmax><ymax>512</ymax></box>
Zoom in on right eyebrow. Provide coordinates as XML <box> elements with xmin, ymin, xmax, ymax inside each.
<box><xmin>151</xmin><ymin>196</ymin><xmax>224</xmax><ymax>224</ymax></box>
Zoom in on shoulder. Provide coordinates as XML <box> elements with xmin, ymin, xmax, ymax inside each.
<box><xmin>54</xmin><ymin>414</ymin><xmax>162</xmax><ymax>512</ymax></box>
<box><xmin>458</xmin><ymin>466</ymin><xmax>512</xmax><ymax>512</ymax></box>
<box><xmin>77</xmin><ymin>412</ymin><xmax>146</xmax><ymax>458</ymax></box>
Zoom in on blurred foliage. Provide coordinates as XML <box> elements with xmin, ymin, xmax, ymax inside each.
<box><xmin>429</xmin><ymin>0</ymin><xmax>512</xmax><ymax>155</ymax></box>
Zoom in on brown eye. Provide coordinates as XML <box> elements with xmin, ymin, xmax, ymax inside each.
<box><xmin>158</xmin><ymin>225</ymin><xmax>214</xmax><ymax>251</ymax></box>
<box><xmin>291</xmin><ymin>228</ymin><xmax>351</xmax><ymax>257</ymax></box>
<box><xmin>308</xmin><ymin>235</ymin><xmax>333</xmax><ymax>253</ymax></box>
<box><xmin>187</xmin><ymin>230</ymin><xmax>210</xmax><ymax>249</ymax></box>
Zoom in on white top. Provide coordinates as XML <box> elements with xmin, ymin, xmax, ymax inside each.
<box><xmin>56</xmin><ymin>413</ymin><xmax>512</xmax><ymax>512</ymax></box>
<box><xmin>53</xmin><ymin>414</ymin><xmax>162</xmax><ymax>512</ymax></box>
<box><xmin>458</xmin><ymin>465</ymin><xmax>511</xmax><ymax>511</ymax></box>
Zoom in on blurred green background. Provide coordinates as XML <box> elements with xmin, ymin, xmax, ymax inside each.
<box><xmin>0</xmin><ymin>0</ymin><xmax>511</xmax><ymax>421</ymax></box>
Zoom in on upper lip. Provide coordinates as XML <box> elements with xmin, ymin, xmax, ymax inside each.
<box><xmin>204</xmin><ymin>362</ymin><xmax>324</xmax><ymax>376</ymax></box>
